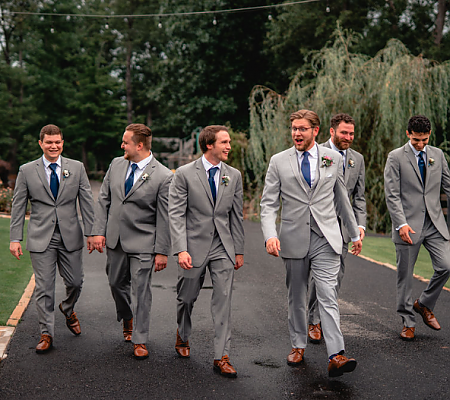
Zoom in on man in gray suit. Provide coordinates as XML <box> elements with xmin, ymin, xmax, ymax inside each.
<box><xmin>260</xmin><ymin>109</ymin><xmax>362</xmax><ymax>377</ymax></box>
<box><xmin>91</xmin><ymin>123</ymin><xmax>172</xmax><ymax>360</ymax></box>
<box><xmin>9</xmin><ymin>124</ymin><xmax>95</xmax><ymax>353</ymax></box>
<box><xmin>169</xmin><ymin>125</ymin><xmax>244</xmax><ymax>378</ymax></box>
<box><xmin>384</xmin><ymin>115</ymin><xmax>450</xmax><ymax>341</ymax></box>
<box><xmin>308</xmin><ymin>113</ymin><xmax>366</xmax><ymax>344</ymax></box>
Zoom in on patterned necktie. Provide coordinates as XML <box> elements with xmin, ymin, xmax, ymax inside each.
<box><xmin>339</xmin><ymin>150</ymin><xmax>345</xmax><ymax>173</ymax></box>
<box><xmin>418</xmin><ymin>151</ymin><xmax>426</xmax><ymax>184</ymax></box>
<box><xmin>49</xmin><ymin>163</ymin><xmax>59</xmax><ymax>199</ymax></box>
<box><xmin>208</xmin><ymin>167</ymin><xmax>218</xmax><ymax>203</ymax></box>
<box><xmin>125</xmin><ymin>163</ymin><xmax>138</xmax><ymax>196</ymax></box>
<box><xmin>301</xmin><ymin>151</ymin><xmax>311</xmax><ymax>187</ymax></box>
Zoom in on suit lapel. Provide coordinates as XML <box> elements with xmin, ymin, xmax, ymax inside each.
<box><xmin>57</xmin><ymin>157</ymin><xmax>69</xmax><ymax>201</ymax></box>
<box><xmin>35</xmin><ymin>159</ymin><xmax>54</xmax><ymax>200</ymax></box>
<box><xmin>125</xmin><ymin>157</ymin><xmax>156</xmax><ymax>198</ymax></box>
<box><xmin>195</xmin><ymin>158</ymin><xmax>215</xmax><ymax>206</ymax></box>
<box><xmin>311</xmin><ymin>145</ymin><xmax>329</xmax><ymax>197</ymax></box>
<box><xmin>289</xmin><ymin>147</ymin><xmax>309</xmax><ymax>194</ymax></box>
<box><xmin>405</xmin><ymin>144</ymin><xmax>423</xmax><ymax>185</ymax></box>
<box><xmin>344</xmin><ymin>148</ymin><xmax>354</xmax><ymax>186</ymax></box>
<box><xmin>215</xmin><ymin>164</ymin><xmax>226</xmax><ymax>207</ymax></box>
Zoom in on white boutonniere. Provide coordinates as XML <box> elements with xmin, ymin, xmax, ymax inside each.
<box><xmin>141</xmin><ymin>173</ymin><xmax>150</xmax><ymax>181</ymax></box>
<box><xmin>348</xmin><ymin>159</ymin><xmax>355</xmax><ymax>168</ymax></box>
<box><xmin>428</xmin><ymin>158</ymin><xmax>435</xmax><ymax>166</ymax></box>
<box><xmin>320</xmin><ymin>155</ymin><xmax>333</xmax><ymax>167</ymax></box>
<box><xmin>62</xmin><ymin>169</ymin><xmax>70</xmax><ymax>178</ymax></box>
<box><xmin>221</xmin><ymin>175</ymin><xmax>230</xmax><ymax>186</ymax></box>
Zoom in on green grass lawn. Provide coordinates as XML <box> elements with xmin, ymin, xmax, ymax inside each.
<box><xmin>0</xmin><ymin>218</ymin><xmax>33</xmax><ymax>325</ymax></box>
<box><xmin>359</xmin><ymin>234</ymin><xmax>448</xmax><ymax>287</ymax></box>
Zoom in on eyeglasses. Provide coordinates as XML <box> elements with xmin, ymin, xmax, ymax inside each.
<box><xmin>291</xmin><ymin>127</ymin><xmax>313</xmax><ymax>133</ymax></box>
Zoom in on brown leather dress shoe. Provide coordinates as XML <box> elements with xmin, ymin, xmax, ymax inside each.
<box><xmin>175</xmin><ymin>330</ymin><xmax>190</xmax><ymax>358</ymax></box>
<box><xmin>328</xmin><ymin>354</ymin><xmax>357</xmax><ymax>377</ymax></box>
<box><xmin>133</xmin><ymin>344</ymin><xmax>149</xmax><ymax>360</ymax></box>
<box><xmin>413</xmin><ymin>299</ymin><xmax>441</xmax><ymax>330</ymax></box>
<box><xmin>287</xmin><ymin>348</ymin><xmax>305</xmax><ymax>366</ymax></box>
<box><xmin>123</xmin><ymin>318</ymin><xmax>133</xmax><ymax>342</ymax></box>
<box><xmin>400</xmin><ymin>326</ymin><xmax>415</xmax><ymax>341</ymax></box>
<box><xmin>213</xmin><ymin>355</ymin><xmax>237</xmax><ymax>378</ymax></box>
<box><xmin>36</xmin><ymin>334</ymin><xmax>53</xmax><ymax>353</ymax></box>
<box><xmin>59</xmin><ymin>304</ymin><xmax>81</xmax><ymax>336</ymax></box>
<box><xmin>308</xmin><ymin>323</ymin><xmax>322</xmax><ymax>344</ymax></box>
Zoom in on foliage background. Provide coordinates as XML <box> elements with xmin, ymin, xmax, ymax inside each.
<box><xmin>2</xmin><ymin>0</ymin><xmax>450</xmax><ymax>231</ymax></box>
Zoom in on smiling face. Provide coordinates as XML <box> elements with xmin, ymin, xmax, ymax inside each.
<box><xmin>39</xmin><ymin>134</ymin><xmax>64</xmax><ymax>162</ymax></box>
<box><xmin>406</xmin><ymin>130</ymin><xmax>430</xmax><ymax>152</ymax></box>
<box><xmin>330</xmin><ymin>121</ymin><xmax>355</xmax><ymax>150</ymax></box>
<box><xmin>205</xmin><ymin>130</ymin><xmax>231</xmax><ymax>165</ymax></box>
<box><xmin>291</xmin><ymin>118</ymin><xmax>319</xmax><ymax>152</ymax></box>
<box><xmin>121</xmin><ymin>130</ymin><xmax>142</xmax><ymax>162</ymax></box>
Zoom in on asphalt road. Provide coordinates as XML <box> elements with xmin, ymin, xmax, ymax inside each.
<box><xmin>1</xmin><ymin>220</ymin><xmax>449</xmax><ymax>399</ymax></box>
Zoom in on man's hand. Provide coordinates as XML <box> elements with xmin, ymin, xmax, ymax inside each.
<box><xmin>155</xmin><ymin>254</ymin><xmax>168</xmax><ymax>272</ymax></box>
<box><xmin>178</xmin><ymin>251</ymin><xmax>193</xmax><ymax>270</ymax></box>
<box><xmin>359</xmin><ymin>227</ymin><xmax>366</xmax><ymax>241</ymax></box>
<box><xmin>87</xmin><ymin>236</ymin><xmax>96</xmax><ymax>253</ymax></box>
<box><xmin>399</xmin><ymin>225</ymin><xmax>415</xmax><ymax>245</ymax></box>
<box><xmin>351</xmin><ymin>239</ymin><xmax>362</xmax><ymax>256</ymax></box>
<box><xmin>234</xmin><ymin>254</ymin><xmax>244</xmax><ymax>270</ymax></box>
<box><xmin>90</xmin><ymin>235</ymin><xmax>106</xmax><ymax>253</ymax></box>
<box><xmin>10</xmin><ymin>242</ymin><xmax>23</xmax><ymax>260</ymax></box>
<box><xmin>266</xmin><ymin>237</ymin><xmax>281</xmax><ymax>257</ymax></box>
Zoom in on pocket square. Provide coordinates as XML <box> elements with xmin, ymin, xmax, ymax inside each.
<box><xmin>326</xmin><ymin>174</ymin><xmax>333</xmax><ymax>178</ymax></box>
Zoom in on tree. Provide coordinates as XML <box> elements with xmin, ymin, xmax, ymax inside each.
<box><xmin>247</xmin><ymin>26</ymin><xmax>450</xmax><ymax>232</ymax></box>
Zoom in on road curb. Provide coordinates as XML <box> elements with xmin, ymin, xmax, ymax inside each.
<box><xmin>358</xmin><ymin>254</ymin><xmax>450</xmax><ymax>292</ymax></box>
<box><xmin>0</xmin><ymin>274</ymin><xmax>35</xmax><ymax>361</ymax></box>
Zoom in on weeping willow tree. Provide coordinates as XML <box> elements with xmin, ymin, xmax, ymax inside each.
<box><xmin>247</xmin><ymin>26</ymin><xmax>450</xmax><ymax>232</ymax></box>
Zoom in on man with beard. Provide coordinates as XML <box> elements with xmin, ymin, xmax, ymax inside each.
<box><xmin>260</xmin><ymin>109</ymin><xmax>362</xmax><ymax>377</ymax></box>
<box><xmin>307</xmin><ymin>113</ymin><xmax>366</xmax><ymax>344</ymax></box>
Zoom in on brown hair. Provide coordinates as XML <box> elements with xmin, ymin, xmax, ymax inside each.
<box><xmin>330</xmin><ymin>113</ymin><xmax>355</xmax><ymax>130</ymax></box>
<box><xmin>289</xmin><ymin>109</ymin><xmax>320</xmax><ymax>128</ymax></box>
<box><xmin>40</xmin><ymin>124</ymin><xmax>63</xmax><ymax>141</ymax></box>
<box><xmin>125</xmin><ymin>123</ymin><xmax>152</xmax><ymax>150</ymax></box>
<box><xmin>198</xmin><ymin>125</ymin><xmax>228</xmax><ymax>153</ymax></box>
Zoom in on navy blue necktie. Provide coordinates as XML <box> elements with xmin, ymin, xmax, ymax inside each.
<box><xmin>339</xmin><ymin>151</ymin><xmax>345</xmax><ymax>173</ymax></box>
<box><xmin>125</xmin><ymin>163</ymin><xmax>138</xmax><ymax>196</ymax></box>
<box><xmin>208</xmin><ymin>167</ymin><xmax>218</xmax><ymax>203</ymax></box>
<box><xmin>418</xmin><ymin>151</ymin><xmax>426</xmax><ymax>184</ymax></box>
<box><xmin>301</xmin><ymin>151</ymin><xmax>311</xmax><ymax>187</ymax></box>
<box><xmin>49</xmin><ymin>163</ymin><xmax>59</xmax><ymax>199</ymax></box>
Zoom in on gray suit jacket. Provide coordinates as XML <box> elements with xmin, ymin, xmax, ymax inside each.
<box><xmin>169</xmin><ymin>158</ymin><xmax>245</xmax><ymax>267</ymax></box>
<box><xmin>321</xmin><ymin>141</ymin><xmax>366</xmax><ymax>242</ymax></box>
<box><xmin>260</xmin><ymin>145</ymin><xmax>359</xmax><ymax>259</ymax></box>
<box><xmin>10</xmin><ymin>156</ymin><xmax>94</xmax><ymax>252</ymax></box>
<box><xmin>92</xmin><ymin>156</ymin><xmax>173</xmax><ymax>255</ymax></box>
<box><xmin>384</xmin><ymin>143</ymin><xmax>450</xmax><ymax>244</ymax></box>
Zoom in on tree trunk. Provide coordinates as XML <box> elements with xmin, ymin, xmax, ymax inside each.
<box><xmin>81</xmin><ymin>142</ymin><xmax>89</xmax><ymax>175</ymax></box>
<box><xmin>146</xmin><ymin>108</ymin><xmax>152</xmax><ymax>127</ymax></box>
<box><xmin>434</xmin><ymin>0</ymin><xmax>447</xmax><ymax>46</ymax></box>
<box><xmin>126</xmin><ymin>18</ymin><xmax>134</xmax><ymax>124</ymax></box>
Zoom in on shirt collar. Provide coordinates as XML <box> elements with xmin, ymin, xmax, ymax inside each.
<box><xmin>202</xmin><ymin>155</ymin><xmax>222</xmax><ymax>172</ymax></box>
<box><xmin>132</xmin><ymin>153</ymin><xmax>153</xmax><ymax>170</ymax></box>
<box><xmin>296</xmin><ymin>142</ymin><xmax>318</xmax><ymax>159</ymax></box>
<box><xmin>408</xmin><ymin>141</ymin><xmax>427</xmax><ymax>156</ymax></box>
<box><xmin>329</xmin><ymin>139</ymin><xmax>345</xmax><ymax>155</ymax></box>
<box><xmin>42</xmin><ymin>155</ymin><xmax>61</xmax><ymax>168</ymax></box>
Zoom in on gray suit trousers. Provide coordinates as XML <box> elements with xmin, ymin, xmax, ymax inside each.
<box><xmin>30</xmin><ymin>225</ymin><xmax>83</xmax><ymax>337</ymax></box>
<box><xmin>106</xmin><ymin>241</ymin><xmax>155</xmax><ymax>344</ymax></box>
<box><xmin>284</xmin><ymin>231</ymin><xmax>344</xmax><ymax>357</ymax></box>
<box><xmin>308</xmin><ymin>243</ymin><xmax>349</xmax><ymax>324</ymax></box>
<box><xmin>177</xmin><ymin>234</ymin><xmax>235</xmax><ymax>360</ymax></box>
<box><xmin>396</xmin><ymin>215</ymin><xmax>450</xmax><ymax>327</ymax></box>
